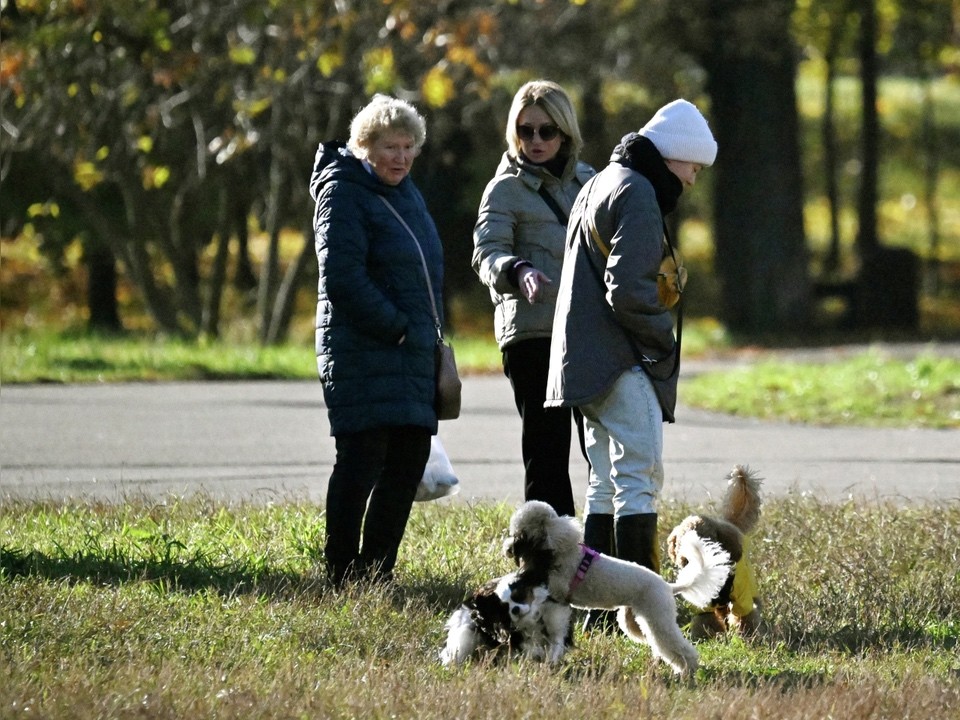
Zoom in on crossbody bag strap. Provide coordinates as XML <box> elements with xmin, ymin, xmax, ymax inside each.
<box><xmin>537</xmin><ymin>184</ymin><xmax>569</xmax><ymax>227</ymax></box>
<box><xmin>536</xmin><ymin>174</ymin><xmax>584</xmax><ymax>228</ymax></box>
<box><xmin>661</xmin><ymin>223</ymin><xmax>684</xmax><ymax>367</ymax></box>
<box><xmin>378</xmin><ymin>195</ymin><xmax>443</xmax><ymax>343</ymax></box>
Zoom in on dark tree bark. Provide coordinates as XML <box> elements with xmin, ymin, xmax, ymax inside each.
<box><xmin>704</xmin><ymin>14</ymin><xmax>811</xmax><ymax>332</ymax></box>
<box><xmin>265</xmin><ymin>222</ymin><xmax>314</xmax><ymax>345</ymax></box>
<box><xmin>201</xmin><ymin>188</ymin><xmax>231</xmax><ymax>338</ymax></box>
<box><xmin>84</xmin><ymin>237</ymin><xmax>123</xmax><ymax>333</ymax></box>
<box><xmin>855</xmin><ymin>0</ymin><xmax>880</xmax><ymax>258</ymax></box>
<box><xmin>667</xmin><ymin>0</ymin><xmax>812</xmax><ymax>334</ymax></box>
<box><xmin>851</xmin><ymin>0</ymin><xmax>919</xmax><ymax>330</ymax></box>
<box><xmin>822</xmin><ymin>25</ymin><xmax>843</xmax><ymax>275</ymax></box>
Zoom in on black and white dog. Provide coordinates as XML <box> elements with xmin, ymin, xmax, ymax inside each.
<box><xmin>440</xmin><ymin>570</ymin><xmax>573</xmax><ymax>666</ymax></box>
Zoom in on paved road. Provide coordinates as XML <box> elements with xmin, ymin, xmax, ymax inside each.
<box><xmin>2</xmin><ymin>369</ymin><xmax>958</xmax><ymax>507</ymax></box>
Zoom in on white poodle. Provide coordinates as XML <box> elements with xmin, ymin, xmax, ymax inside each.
<box><xmin>440</xmin><ymin>570</ymin><xmax>573</xmax><ymax>666</ymax></box>
<box><xmin>503</xmin><ymin>501</ymin><xmax>731</xmax><ymax>675</ymax></box>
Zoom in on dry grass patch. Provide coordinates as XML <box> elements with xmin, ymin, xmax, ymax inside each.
<box><xmin>1</xmin><ymin>497</ymin><xmax>958</xmax><ymax>719</ymax></box>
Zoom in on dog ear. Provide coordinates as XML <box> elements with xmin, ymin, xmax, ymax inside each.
<box><xmin>667</xmin><ymin>515</ymin><xmax>702</xmax><ymax>565</ymax></box>
<box><xmin>469</xmin><ymin>593</ymin><xmax>513</xmax><ymax>645</ymax></box>
<box><xmin>666</xmin><ymin>528</ymin><xmax>682</xmax><ymax>566</ymax></box>
<box><xmin>465</xmin><ymin>579</ymin><xmax>499</xmax><ymax>609</ymax></box>
<box><xmin>503</xmin><ymin>536</ymin><xmax>516</xmax><ymax>560</ymax></box>
<box><xmin>509</xmin><ymin>530</ymin><xmax>539</xmax><ymax>561</ymax></box>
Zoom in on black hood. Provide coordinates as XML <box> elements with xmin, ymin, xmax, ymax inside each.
<box><xmin>610</xmin><ymin>133</ymin><xmax>682</xmax><ymax>216</ymax></box>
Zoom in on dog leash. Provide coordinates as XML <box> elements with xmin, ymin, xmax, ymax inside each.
<box><xmin>567</xmin><ymin>544</ymin><xmax>599</xmax><ymax>601</ymax></box>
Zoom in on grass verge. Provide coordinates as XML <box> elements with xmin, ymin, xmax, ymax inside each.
<box><xmin>1</xmin><ymin>497</ymin><xmax>958</xmax><ymax>719</ymax></box>
<box><xmin>3</xmin><ymin>327</ymin><xmax>958</xmax><ymax>429</ymax></box>
<box><xmin>0</xmin><ymin>323</ymin><xmax>734</xmax><ymax>384</ymax></box>
<box><xmin>683</xmin><ymin>346</ymin><xmax>960</xmax><ymax>428</ymax></box>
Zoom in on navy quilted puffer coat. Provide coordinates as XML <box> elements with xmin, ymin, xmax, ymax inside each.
<box><xmin>310</xmin><ymin>141</ymin><xmax>444</xmax><ymax>436</ymax></box>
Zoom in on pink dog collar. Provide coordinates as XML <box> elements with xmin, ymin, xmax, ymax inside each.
<box><xmin>568</xmin><ymin>544</ymin><xmax>599</xmax><ymax>600</ymax></box>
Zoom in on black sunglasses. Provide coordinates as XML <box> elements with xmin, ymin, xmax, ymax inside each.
<box><xmin>517</xmin><ymin>124</ymin><xmax>561</xmax><ymax>142</ymax></box>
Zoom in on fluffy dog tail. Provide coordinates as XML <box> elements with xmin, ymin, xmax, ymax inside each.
<box><xmin>667</xmin><ymin>531</ymin><xmax>731</xmax><ymax>608</ymax></box>
<box><xmin>721</xmin><ymin>464</ymin><xmax>763</xmax><ymax>534</ymax></box>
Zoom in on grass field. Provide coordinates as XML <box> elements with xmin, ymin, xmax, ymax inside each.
<box><xmin>2</xmin><ymin>330</ymin><xmax>957</xmax><ymax>719</ymax></box>
<box><xmin>1</xmin><ymin>497</ymin><xmax>958</xmax><ymax>719</ymax></box>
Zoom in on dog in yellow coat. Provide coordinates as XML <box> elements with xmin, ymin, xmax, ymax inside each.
<box><xmin>666</xmin><ymin>465</ymin><xmax>763</xmax><ymax>639</ymax></box>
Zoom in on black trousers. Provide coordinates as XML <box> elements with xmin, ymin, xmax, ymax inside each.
<box><xmin>502</xmin><ymin>338</ymin><xmax>582</xmax><ymax>517</ymax></box>
<box><xmin>324</xmin><ymin>425</ymin><xmax>432</xmax><ymax>585</ymax></box>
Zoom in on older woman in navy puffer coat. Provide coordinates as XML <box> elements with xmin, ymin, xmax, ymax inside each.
<box><xmin>310</xmin><ymin>95</ymin><xmax>445</xmax><ymax>587</ymax></box>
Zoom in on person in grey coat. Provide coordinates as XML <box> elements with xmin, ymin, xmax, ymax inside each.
<box><xmin>472</xmin><ymin>80</ymin><xmax>595</xmax><ymax>517</ymax></box>
<box><xmin>310</xmin><ymin>95</ymin><xmax>444</xmax><ymax>587</ymax></box>
<box><xmin>546</xmin><ymin>99</ymin><xmax>718</xmax><ymax>590</ymax></box>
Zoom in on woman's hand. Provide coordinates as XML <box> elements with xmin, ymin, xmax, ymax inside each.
<box><xmin>517</xmin><ymin>266</ymin><xmax>552</xmax><ymax>304</ymax></box>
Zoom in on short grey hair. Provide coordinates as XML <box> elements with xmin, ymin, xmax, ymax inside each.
<box><xmin>505</xmin><ymin>80</ymin><xmax>584</xmax><ymax>161</ymax></box>
<box><xmin>347</xmin><ymin>94</ymin><xmax>427</xmax><ymax>159</ymax></box>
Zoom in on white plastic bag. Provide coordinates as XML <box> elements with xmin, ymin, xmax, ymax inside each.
<box><xmin>415</xmin><ymin>436</ymin><xmax>460</xmax><ymax>502</ymax></box>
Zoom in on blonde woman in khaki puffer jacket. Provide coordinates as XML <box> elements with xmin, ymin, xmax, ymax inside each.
<box><xmin>472</xmin><ymin>80</ymin><xmax>595</xmax><ymax>518</ymax></box>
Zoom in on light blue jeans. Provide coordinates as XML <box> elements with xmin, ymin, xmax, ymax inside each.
<box><xmin>580</xmin><ymin>367</ymin><xmax>664</xmax><ymax>517</ymax></box>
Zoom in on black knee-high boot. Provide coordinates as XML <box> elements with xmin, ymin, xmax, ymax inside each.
<box><xmin>614</xmin><ymin>513</ymin><xmax>660</xmax><ymax>574</ymax></box>
<box><xmin>581</xmin><ymin>513</ymin><xmax>617</xmax><ymax>633</ymax></box>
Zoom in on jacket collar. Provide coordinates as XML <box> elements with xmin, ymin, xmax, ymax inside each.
<box><xmin>498</xmin><ymin>151</ymin><xmax>588</xmax><ymax>191</ymax></box>
<box><xmin>610</xmin><ymin>133</ymin><xmax>682</xmax><ymax>216</ymax></box>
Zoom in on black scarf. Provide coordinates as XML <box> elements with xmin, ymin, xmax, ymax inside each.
<box><xmin>519</xmin><ymin>151</ymin><xmax>569</xmax><ymax>180</ymax></box>
<box><xmin>610</xmin><ymin>133</ymin><xmax>682</xmax><ymax>216</ymax></box>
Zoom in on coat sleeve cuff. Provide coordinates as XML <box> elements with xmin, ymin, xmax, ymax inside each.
<box><xmin>506</xmin><ymin>259</ymin><xmax>532</xmax><ymax>287</ymax></box>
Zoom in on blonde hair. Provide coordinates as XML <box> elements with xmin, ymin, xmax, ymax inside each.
<box><xmin>347</xmin><ymin>94</ymin><xmax>427</xmax><ymax>159</ymax></box>
<box><xmin>505</xmin><ymin>80</ymin><xmax>584</xmax><ymax>160</ymax></box>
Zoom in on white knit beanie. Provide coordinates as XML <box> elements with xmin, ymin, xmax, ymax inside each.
<box><xmin>638</xmin><ymin>99</ymin><xmax>718</xmax><ymax>167</ymax></box>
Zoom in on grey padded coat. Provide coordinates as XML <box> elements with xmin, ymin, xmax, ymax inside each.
<box><xmin>545</xmin><ymin>162</ymin><xmax>679</xmax><ymax>421</ymax></box>
<box><xmin>472</xmin><ymin>152</ymin><xmax>595</xmax><ymax>350</ymax></box>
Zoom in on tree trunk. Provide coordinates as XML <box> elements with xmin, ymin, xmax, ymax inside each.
<box><xmin>233</xmin><ymin>200</ymin><xmax>257</xmax><ymax>292</ymax></box>
<box><xmin>850</xmin><ymin>0</ymin><xmax>919</xmax><ymax>330</ymax></box>
<box><xmin>822</xmin><ymin>31</ymin><xmax>842</xmax><ymax>275</ymax></box>
<box><xmin>166</xmin><ymin>184</ymin><xmax>204</xmax><ymax>333</ymax></box>
<box><xmin>706</xmin><ymin>49</ymin><xmax>811</xmax><ymax>333</ymax></box>
<box><xmin>69</xmin><ymin>184</ymin><xmax>183</xmax><ymax>335</ymax></box>
<box><xmin>855</xmin><ymin>0</ymin><xmax>880</xmax><ymax>258</ymax></box>
<box><xmin>257</xmin><ymin>154</ymin><xmax>283</xmax><ymax>345</ymax></box>
<box><xmin>921</xmin><ymin>76</ymin><xmax>941</xmax><ymax>295</ymax></box>
<box><xmin>122</xmin><ymin>236</ymin><xmax>183</xmax><ymax>335</ymax></box>
<box><xmin>84</xmin><ymin>235</ymin><xmax>123</xmax><ymax>333</ymax></box>
<box><xmin>264</xmin><ymin>223</ymin><xmax>313</xmax><ymax>345</ymax></box>
<box><xmin>201</xmin><ymin>189</ymin><xmax>231</xmax><ymax>338</ymax></box>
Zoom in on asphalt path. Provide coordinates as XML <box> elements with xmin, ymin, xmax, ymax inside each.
<box><xmin>2</xmin><ymin>369</ymin><xmax>958</xmax><ymax>508</ymax></box>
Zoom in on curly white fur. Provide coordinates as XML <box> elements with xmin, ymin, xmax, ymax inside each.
<box><xmin>504</xmin><ymin>501</ymin><xmax>731</xmax><ymax>675</ymax></box>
